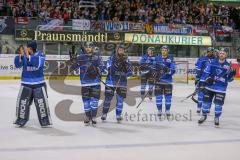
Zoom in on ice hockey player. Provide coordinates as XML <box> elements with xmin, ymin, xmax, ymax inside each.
<box><xmin>195</xmin><ymin>47</ymin><xmax>216</xmax><ymax>113</ymax></box>
<box><xmin>198</xmin><ymin>48</ymin><xmax>236</xmax><ymax>126</ymax></box>
<box><xmin>101</xmin><ymin>45</ymin><xmax>133</xmax><ymax>123</ymax></box>
<box><xmin>153</xmin><ymin>45</ymin><xmax>176</xmax><ymax>118</ymax></box>
<box><xmin>14</xmin><ymin>41</ymin><xmax>52</xmax><ymax>127</ymax></box>
<box><xmin>139</xmin><ymin>46</ymin><xmax>156</xmax><ymax>100</ymax></box>
<box><xmin>70</xmin><ymin>42</ymin><xmax>104</xmax><ymax>126</ymax></box>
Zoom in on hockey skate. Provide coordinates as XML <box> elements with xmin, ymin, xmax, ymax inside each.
<box><xmin>166</xmin><ymin>111</ymin><xmax>171</xmax><ymax>120</ymax></box>
<box><xmin>197</xmin><ymin>108</ymin><xmax>201</xmax><ymax>114</ymax></box>
<box><xmin>157</xmin><ymin>110</ymin><xmax>162</xmax><ymax>117</ymax></box>
<box><xmin>198</xmin><ymin>115</ymin><xmax>207</xmax><ymax>124</ymax></box>
<box><xmin>14</xmin><ymin>119</ymin><xmax>28</xmax><ymax>128</ymax></box>
<box><xmin>101</xmin><ymin>114</ymin><xmax>107</xmax><ymax>121</ymax></box>
<box><xmin>84</xmin><ymin>117</ymin><xmax>91</xmax><ymax>126</ymax></box>
<box><xmin>116</xmin><ymin>115</ymin><xmax>123</xmax><ymax>123</ymax></box>
<box><xmin>214</xmin><ymin>117</ymin><xmax>220</xmax><ymax>126</ymax></box>
<box><xmin>149</xmin><ymin>94</ymin><xmax>152</xmax><ymax>100</ymax></box>
<box><xmin>91</xmin><ymin>117</ymin><xmax>97</xmax><ymax>126</ymax></box>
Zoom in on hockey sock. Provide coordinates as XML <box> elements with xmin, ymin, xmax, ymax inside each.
<box><xmin>156</xmin><ymin>95</ymin><xmax>163</xmax><ymax>112</ymax></box>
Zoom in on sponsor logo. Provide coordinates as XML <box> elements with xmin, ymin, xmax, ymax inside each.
<box><xmin>125</xmin><ymin>33</ymin><xmax>212</xmax><ymax>46</ymax></box>
<box><xmin>20</xmin><ymin>99</ymin><xmax>27</xmax><ymax>119</ymax></box>
<box><xmin>38</xmin><ymin>99</ymin><xmax>47</xmax><ymax>118</ymax></box>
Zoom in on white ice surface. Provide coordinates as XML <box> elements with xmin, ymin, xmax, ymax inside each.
<box><xmin>0</xmin><ymin>80</ymin><xmax>240</xmax><ymax>160</ymax></box>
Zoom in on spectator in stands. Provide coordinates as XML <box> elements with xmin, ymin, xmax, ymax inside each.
<box><xmin>0</xmin><ymin>0</ymin><xmax>238</xmax><ymax>29</ymax></box>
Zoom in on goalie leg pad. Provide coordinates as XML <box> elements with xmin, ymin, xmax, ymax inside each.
<box><xmin>15</xmin><ymin>86</ymin><xmax>33</xmax><ymax>127</ymax></box>
<box><xmin>116</xmin><ymin>87</ymin><xmax>127</xmax><ymax>99</ymax></box>
<box><xmin>33</xmin><ymin>87</ymin><xmax>52</xmax><ymax>126</ymax></box>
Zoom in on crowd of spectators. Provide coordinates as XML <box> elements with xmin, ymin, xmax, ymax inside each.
<box><xmin>0</xmin><ymin>0</ymin><xmax>239</xmax><ymax>28</ymax></box>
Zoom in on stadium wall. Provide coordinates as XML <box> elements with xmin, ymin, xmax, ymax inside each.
<box><xmin>0</xmin><ymin>54</ymin><xmax>239</xmax><ymax>80</ymax></box>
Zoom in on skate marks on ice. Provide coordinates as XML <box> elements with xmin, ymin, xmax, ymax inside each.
<box><xmin>1</xmin><ymin>138</ymin><xmax>240</xmax><ymax>152</ymax></box>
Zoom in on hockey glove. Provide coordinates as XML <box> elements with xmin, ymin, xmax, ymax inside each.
<box><xmin>163</xmin><ymin>66</ymin><xmax>171</xmax><ymax>74</ymax></box>
<box><xmin>86</xmin><ymin>65</ymin><xmax>100</xmax><ymax>79</ymax></box>
<box><xmin>195</xmin><ymin>79</ymin><xmax>200</xmax><ymax>86</ymax></box>
<box><xmin>206</xmin><ymin>77</ymin><xmax>214</xmax><ymax>85</ymax></box>
<box><xmin>198</xmin><ymin>81</ymin><xmax>206</xmax><ymax>89</ymax></box>
<box><xmin>229</xmin><ymin>69</ymin><xmax>237</xmax><ymax>78</ymax></box>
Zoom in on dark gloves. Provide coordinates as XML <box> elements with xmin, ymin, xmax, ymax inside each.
<box><xmin>195</xmin><ymin>79</ymin><xmax>199</xmax><ymax>86</ymax></box>
<box><xmin>163</xmin><ymin>66</ymin><xmax>170</xmax><ymax>74</ymax></box>
<box><xmin>113</xmin><ymin>59</ymin><xmax>129</xmax><ymax>73</ymax></box>
<box><xmin>119</xmin><ymin>61</ymin><xmax>129</xmax><ymax>73</ymax></box>
<box><xmin>197</xmin><ymin>81</ymin><xmax>206</xmax><ymax>89</ymax></box>
<box><xmin>229</xmin><ymin>69</ymin><xmax>237</xmax><ymax>78</ymax></box>
<box><xmin>139</xmin><ymin>64</ymin><xmax>150</xmax><ymax>72</ymax></box>
<box><xmin>86</xmin><ymin>65</ymin><xmax>100</xmax><ymax>79</ymax></box>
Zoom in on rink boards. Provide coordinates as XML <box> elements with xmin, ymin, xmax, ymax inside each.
<box><xmin>0</xmin><ymin>54</ymin><xmax>239</xmax><ymax>80</ymax></box>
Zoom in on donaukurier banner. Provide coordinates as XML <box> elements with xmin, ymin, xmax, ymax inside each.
<box><xmin>124</xmin><ymin>33</ymin><xmax>212</xmax><ymax>46</ymax></box>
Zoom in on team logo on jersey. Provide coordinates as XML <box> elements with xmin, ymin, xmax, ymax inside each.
<box><xmin>166</xmin><ymin>59</ymin><xmax>171</xmax><ymax>63</ymax></box>
<box><xmin>223</xmin><ymin>65</ymin><xmax>230</xmax><ymax>70</ymax></box>
<box><xmin>216</xmin><ymin>69</ymin><xmax>223</xmax><ymax>75</ymax></box>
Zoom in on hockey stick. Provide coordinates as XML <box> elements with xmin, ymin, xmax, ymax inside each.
<box><xmin>136</xmin><ymin>64</ymin><xmax>169</xmax><ymax>109</ymax></box>
<box><xmin>136</xmin><ymin>81</ymin><xmax>155</xmax><ymax>108</ymax></box>
<box><xmin>180</xmin><ymin>85</ymin><xmax>201</xmax><ymax>103</ymax></box>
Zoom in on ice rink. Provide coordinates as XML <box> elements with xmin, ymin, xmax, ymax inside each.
<box><xmin>0</xmin><ymin>80</ymin><xmax>240</xmax><ymax>160</ymax></box>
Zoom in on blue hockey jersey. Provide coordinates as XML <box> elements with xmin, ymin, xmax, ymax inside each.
<box><xmin>105</xmin><ymin>54</ymin><xmax>133</xmax><ymax>87</ymax></box>
<box><xmin>139</xmin><ymin>54</ymin><xmax>156</xmax><ymax>76</ymax></box>
<box><xmin>195</xmin><ymin>56</ymin><xmax>215</xmax><ymax>80</ymax></box>
<box><xmin>155</xmin><ymin>56</ymin><xmax>176</xmax><ymax>84</ymax></box>
<box><xmin>71</xmin><ymin>51</ymin><xmax>104</xmax><ymax>86</ymax></box>
<box><xmin>14</xmin><ymin>51</ymin><xmax>45</xmax><ymax>85</ymax></box>
<box><xmin>200</xmin><ymin>59</ymin><xmax>234</xmax><ymax>93</ymax></box>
